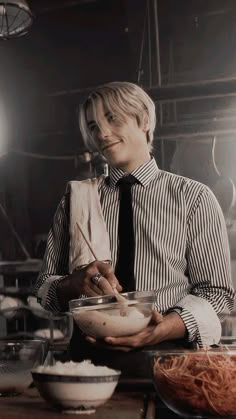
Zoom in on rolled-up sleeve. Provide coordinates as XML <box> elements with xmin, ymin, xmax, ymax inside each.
<box><xmin>34</xmin><ymin>194</ymin><xmax>70</xmax><ymax>312</ymax></box>
<box><xmin>171</xmin><ymin>186</ymin><xmax>235</xmax><ymax>346</ymax></box>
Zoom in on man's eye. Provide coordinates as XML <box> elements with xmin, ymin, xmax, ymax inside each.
<box><xmin>89</xmin><ymin>125</ymin><xmax>97</xmax><ymax>132</ymax></box>
<box><xmin>108</xmin><ymin>114</ymin><xmax>116</xmax><ymax>122</ymax></box>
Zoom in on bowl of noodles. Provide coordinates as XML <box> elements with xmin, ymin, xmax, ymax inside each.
<box><xmin>147</xmin><ymin>346</ymin><xmax>236</xmax><ymax>417</ymax></box>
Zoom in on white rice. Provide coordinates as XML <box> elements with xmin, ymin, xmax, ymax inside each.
<box><xmin>34</xmin><ymin>360</ymin><xmax>118</xmax><ymax>376</ymax></box>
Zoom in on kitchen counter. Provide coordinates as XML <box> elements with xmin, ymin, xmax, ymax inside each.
<box><xmin>0</xmin><ymin>388</ymin><xmax>156</xmax><ymax>419</ymax></box>
<box><xmin>0</xmin><ymin>386</ymin><xmax>184</xmax><ymax>419</ymax></box>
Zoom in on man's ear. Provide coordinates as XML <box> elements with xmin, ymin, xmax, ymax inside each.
<box><xmin>142</xmin><ymin>115</ymin><xmax>150</xmax><ymax>133</ymax></box>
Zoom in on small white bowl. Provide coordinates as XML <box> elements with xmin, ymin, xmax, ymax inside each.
<box><xmin>32</xmin><ymin>361</ymin><xmax>121</xmax><ymax>414</ymax></box>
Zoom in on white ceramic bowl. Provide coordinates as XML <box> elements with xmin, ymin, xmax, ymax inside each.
<box><xmin>32</xmin><ymin>361</ymin><xmax>121</xmax><ymax>414</ymax></box>
<box><xmin>69</xmin><ymin>290</ymin><xmax>155</xmax><ymax>339</ymax></box>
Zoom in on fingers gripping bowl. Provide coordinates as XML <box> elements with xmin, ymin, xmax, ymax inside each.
<box><xmin>147</xmin><ymin>346</ymin><xmax>236</xmax><ymax>418</ymax></box>
<box><xmin>69</xmin><ymin>291</ymin><xmax>156</xmax><ymax>338</ymax></box>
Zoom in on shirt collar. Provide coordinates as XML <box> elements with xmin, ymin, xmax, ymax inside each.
<box><xmin>107</xmin><ymin>157</ymin><xmax>159</xmax><ymax>189</ymax></box>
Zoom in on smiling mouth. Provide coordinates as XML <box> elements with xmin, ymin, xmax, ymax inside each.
<box><xmin>102</xmin><ymin>141</ymin><xmax>121</xmax><ymax>151</ymax></box>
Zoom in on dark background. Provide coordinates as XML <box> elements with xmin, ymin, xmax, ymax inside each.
<box><xmin>1</xmin><ymin>0</ymin><xmax>236</xmax><ymax>260</ymax></box>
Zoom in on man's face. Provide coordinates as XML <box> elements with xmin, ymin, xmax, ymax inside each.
<box><xmin>86</xmin><ymin>100</ymin><xmax>150</xmax><ymax>172</ymax></box>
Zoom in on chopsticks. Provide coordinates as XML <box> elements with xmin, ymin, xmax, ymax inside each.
<box><xmin>76</xmin><ymin>222</ymin><xmax>99</xmax><ymax>261</ymax></box>
<box><xmin>76</xmin><ymin>222</ymin><xmax>128</xmax><ymax>306</ymax></box>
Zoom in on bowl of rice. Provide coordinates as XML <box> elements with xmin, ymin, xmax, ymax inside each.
<box><xmin>69</xmin><ymin>290</ymin><xmax>155</xmax><ymax>339</ymax></box>
<box><xmin>32</xmin><ymin>360</ymin><xmax>121</xmax><ymax>414</ymax></box>
<box><xmin>147</xmin><ymin>346</ymin><xmax>236</xmax><ymax>418</ymax></box>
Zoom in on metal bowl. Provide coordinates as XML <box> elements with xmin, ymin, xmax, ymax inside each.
<box><xmin>69</xmin><ymin>291</ymin><xmax>156</xmax><ymax>338</ymax></box>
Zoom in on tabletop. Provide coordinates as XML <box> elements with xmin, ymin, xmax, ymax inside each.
<box><xmin>0</xmin><ymin>388</ymin><xmax>155</xmax><ymax>419</ymax></box>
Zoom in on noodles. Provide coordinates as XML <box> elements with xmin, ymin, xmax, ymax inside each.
<box><xmin>153</xmin><ymin>350</ymin><xmax>236</xmax><ymax>416</ymax></box>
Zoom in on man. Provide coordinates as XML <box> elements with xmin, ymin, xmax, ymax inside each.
<box><xmin>35</xmin><ymin>82</ymin><xmax>235</xmax><ymax>370</ymax></box>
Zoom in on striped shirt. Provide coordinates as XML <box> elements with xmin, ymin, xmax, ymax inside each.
<box><xmin>35</xmin><ymin>157</ymin><xmax>235</xmax><ymax>346</ymax></box>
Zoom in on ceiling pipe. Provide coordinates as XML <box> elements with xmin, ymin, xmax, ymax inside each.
<box><xmin>157</xmin><ymin>117</ymin><xmax>236</xmax><ymax>140</ymax></box>
<box><xmin>46</xmin><ymin>76</ymin><xmax>236</xmax><ymax>103</ymax></box>
<box><xmin>153</xmin><ymin>0</ymin><xmax>162</xmax><ymax>87</ymax></box>
<box><xmin>147</xmin><ymin>77</ymin><xmax>236</xmax><ymax>102</ymax></box>
<box><xmin>37</xmin><ymin>0</ymin><xmax>97</xmax><ymax>14</ymax></box>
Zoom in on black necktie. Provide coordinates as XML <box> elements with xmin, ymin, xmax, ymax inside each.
<box><xmin>115</xmin><ymin>174</ymin><xmax>138</xmax><ymax>292</ymax></box>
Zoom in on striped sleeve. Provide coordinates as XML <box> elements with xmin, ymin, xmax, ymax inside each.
<box><xmin>172</xmin><ymin>185</ymin><xmax>234</xmax><ymax>346</ymax></box>
<box><xmin>34</xmin><ymin>193</ymin><xmax>70</xmax><ymax>312</ymax></box>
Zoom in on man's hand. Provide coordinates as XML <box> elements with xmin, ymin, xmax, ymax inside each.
<box><xmin>57</xmin><ymin>261</ymin><xmax>122</xmax><ymax>310</ymax></box>
<box><xmin>72</xmin><ymin>261</ymin><xmax>122</xmax><ymax>296</ymax></box>
<box><xmin>85</xmin><ymin>311</ymin><xmax>186</xmax><ymax>352</ymax></box>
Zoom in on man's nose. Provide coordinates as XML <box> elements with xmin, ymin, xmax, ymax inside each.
<box><xmin>97</xmin><ymin>124</ymin><xmax>111</xmax><ymax>139</ymax></box>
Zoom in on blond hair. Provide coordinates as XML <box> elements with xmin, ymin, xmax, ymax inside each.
<box><xmin>79</xmin><ymin>81</ymin><xmax>156</xmax><ymax>152</ymax></box>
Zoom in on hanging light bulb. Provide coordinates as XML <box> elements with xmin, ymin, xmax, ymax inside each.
<box><xmin>0</xmin><ymin>0</ymin><xmax>33</xmax><ymax>40</ymax></box>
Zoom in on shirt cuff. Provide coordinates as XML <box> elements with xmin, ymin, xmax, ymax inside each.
<box><xmin>168</xmin><ymin>306</ymin><xmax>200</xmax><ymax>343</ymax></box>
<box><xmin>169</xmin><ymin>294</ymin><xmax>222</xmax><ymax>347</ymax></box>
<box><xmin>36</xmin><ymin>275</ymin><xmax>67</xmax><ymax>313</ymax></box>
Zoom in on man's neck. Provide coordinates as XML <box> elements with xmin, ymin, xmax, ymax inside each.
<box><xmin>113</xmin><ymin>155</ymin><xmax>151</xmax><ymax>173</ymax></box>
